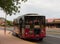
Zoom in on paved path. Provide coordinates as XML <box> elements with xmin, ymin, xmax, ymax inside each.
<box><xmin>0</xmin><ymin>30</ymin><xmax>35</xmax><ymax>44</ymax></box>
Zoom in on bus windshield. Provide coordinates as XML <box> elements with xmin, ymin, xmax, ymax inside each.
<box><xmin>25</xmin><ymin>16</ymin><xmax>45</xmax><ymax>25</ymax></box>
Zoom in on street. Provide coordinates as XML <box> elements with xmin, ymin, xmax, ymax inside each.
<box><xmin>0</xmin><ymin>27</ymin><xmax>60</xmax><ymax>44</ymax></box>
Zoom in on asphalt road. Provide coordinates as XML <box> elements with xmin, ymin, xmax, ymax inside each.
<box><xmin>0</xmin><ymin>30</ymin><xmax>60</xmax><ymax>44</ymax></box>
<box><xmin>0</xmin><ymin>27</ymin><xmax>60</xmax><ymax>44</ymax></box>
<box><xmin>36</xmin><ymin>36</ymin><xmax>60</xmax><ymax>44</ymax></box>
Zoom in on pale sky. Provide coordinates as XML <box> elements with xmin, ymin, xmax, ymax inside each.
<box><xmin>0</xmin><ymin>0</ymin><xmax>60</xmax><ymax>21</ymax></box>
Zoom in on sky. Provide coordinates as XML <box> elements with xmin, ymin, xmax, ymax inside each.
<box><xmin>0</xmin><ymin>0</ymin><xmax>60</xmax><ymax>21</ymax></box>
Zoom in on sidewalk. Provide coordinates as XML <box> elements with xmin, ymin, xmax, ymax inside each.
<box><xmin>46</xmin><ymin>28</ymin><xmax>60</xmax><ymax>35</ymax></box>
<box><xmin>0</xmin><ymin>30</ymin><xmax>35</xmax><ymax>44</ymax></box>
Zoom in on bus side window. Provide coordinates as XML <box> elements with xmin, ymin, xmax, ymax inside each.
<box><xmin>19</xmin><ymin>18</ymin><xmax>23</xmax><ymax>28</ymax></box>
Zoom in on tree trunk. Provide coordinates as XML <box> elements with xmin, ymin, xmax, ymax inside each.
<box><xmin>4</xmin><ymin>14</ymin><xmax>7</xmax><ymax>35</ymax></box>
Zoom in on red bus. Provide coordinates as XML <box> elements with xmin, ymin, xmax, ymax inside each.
<box><xmin>13</xmin><ymin>13</ymin><xmax>46</xmax><ymax>41</ymax></box>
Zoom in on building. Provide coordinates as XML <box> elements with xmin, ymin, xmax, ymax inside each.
<box><xmin>46</xmin><ymin>18</ymin><xmax>60</xmax><ymax>28</ymax></box>
<box><xmin>0</xmin><ymin>17</ymin><xmax>5</xmax><ymax>26</ymax></box>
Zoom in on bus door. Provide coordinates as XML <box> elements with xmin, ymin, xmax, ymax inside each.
<box><xmin>19</xmin><ymin>18</ymin><xmax>23</xmax><ymax>35</ymax></box>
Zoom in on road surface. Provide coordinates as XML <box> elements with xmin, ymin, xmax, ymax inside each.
<box><xmin>0</xmin><ymin>27</ymin><xmax>60</xmax><ymax>44</ymax></box>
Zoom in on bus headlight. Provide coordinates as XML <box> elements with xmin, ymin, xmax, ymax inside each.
<box><xmin>25</xmin><ymin>32</ymin><xmax>28</xmax><ymax>35</ymax></box>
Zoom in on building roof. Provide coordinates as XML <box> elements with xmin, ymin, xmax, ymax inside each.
<box><xmin>46</xmin><ymin>18</ymin><xmax>60</xmax><ymax>23</ymax></box>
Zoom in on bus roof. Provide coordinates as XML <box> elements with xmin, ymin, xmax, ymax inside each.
<box><xmin>24</xmin><ymin>13</ymin><xmax>45</xmax><ymax>16</ymax></box>
<box><xmin>15</xmin><ymin>13</ymin><xmax>45</xmax><ymax>20</ymax></box>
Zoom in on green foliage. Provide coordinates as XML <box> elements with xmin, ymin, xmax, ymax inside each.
<box><xmin>6</xmin><ymin>20</ymin><xmax>13</xmax><ymax>26</ymax></box>
<box><xmin>0</xmin><ymin>0</ymin><xmax>27</xmax><ymax>15</ymax></box>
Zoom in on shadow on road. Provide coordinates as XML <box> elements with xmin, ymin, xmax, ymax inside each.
<box><xmin>12</xmin><ymin>33</ymin><xmax>44</xmax><ymax>43</ymax></box>
<box><xmin>21</xmin><ymin>38</ymin><xmax>50</xmax><ymax>44</ymax></box>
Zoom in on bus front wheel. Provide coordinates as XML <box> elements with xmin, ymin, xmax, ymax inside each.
<box><xmin>12</xmin><ymin>32</ymin><xmax>18</xmax><ymax>37</ymax></box>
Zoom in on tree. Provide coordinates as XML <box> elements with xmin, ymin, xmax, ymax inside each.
<box><xmin>0</xmin><ymin>0</ymin><xmax>27</xmax><ymax>34</ymax></box>
<box><xmin>6</xmin><ymin>20</ymin><xmax>13</xmax><ymax>26</ymax></box>
<box><xmin>0</xmin><ymin>0</ymin><xmax>27</xmax><ymax>15</ymax></box>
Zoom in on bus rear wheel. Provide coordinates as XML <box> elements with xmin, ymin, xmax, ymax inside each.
<box><xmin>39</xmin><ymin>38</ymin><xmax>43</xmax><ymax>41</ymax></box>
